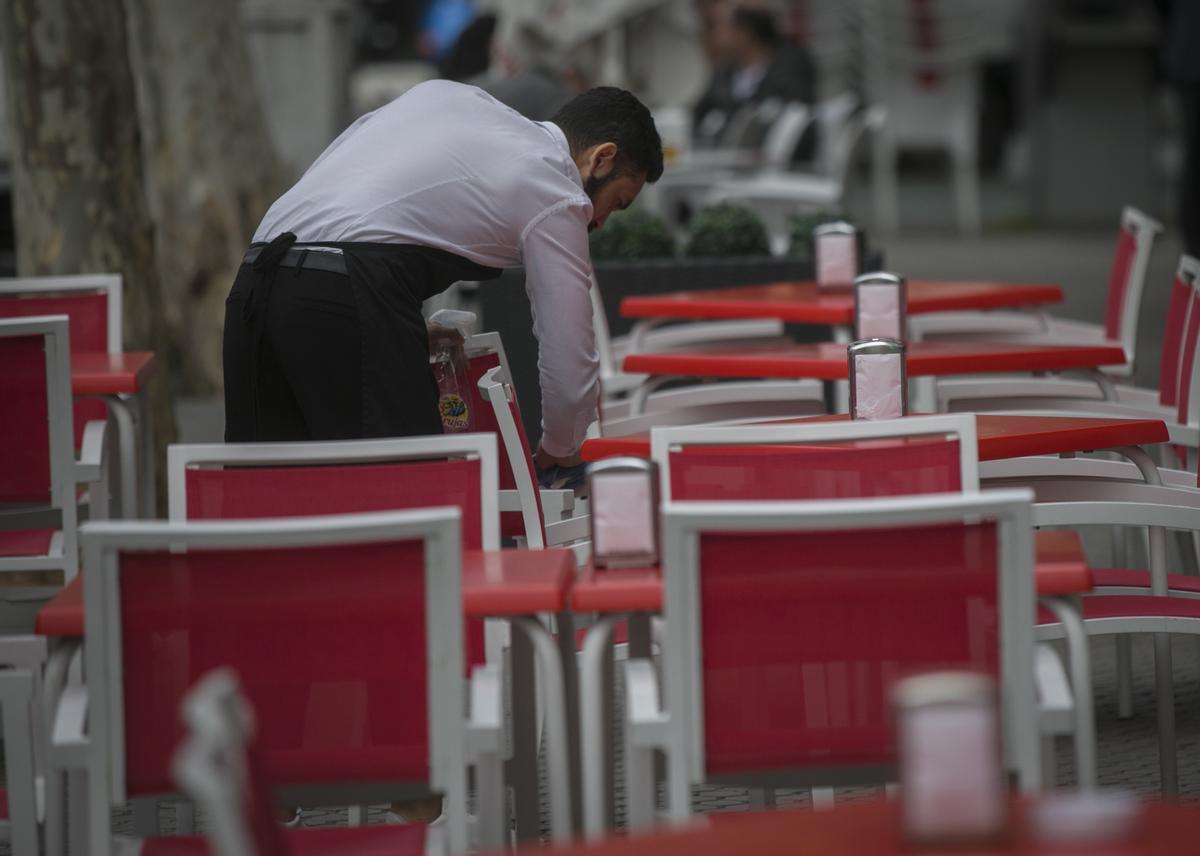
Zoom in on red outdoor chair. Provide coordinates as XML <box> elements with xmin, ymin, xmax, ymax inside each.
<box><xmin>925</xmin><ymin>207</ymin><xmax>1164</xmax><ymax>382</ymax></box>
<box><xmin>52</xmin><ymin>508</ymin><xmax>501</xmax><ymax>854</ymax></box>
<box><xmin>0</xmin><ymin>275</ymin><xmax>142</xmax><ymax>516</ymax></box>
<box><xmin>622</xmin><ymin>491</ymin><xmax>1040</xmax><ymax>828</ymax></box>
<box><xmin>941</xmin><ymin>254</ymin><xmax>1200</xmax><ymax>431</ymax></box>
<box><xmin>0</xmin><ymin>315</ymin><xmax>108</xmax><ymax>600</ymax></box>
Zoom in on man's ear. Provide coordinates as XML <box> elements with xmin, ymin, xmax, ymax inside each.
<box><xmin>590</xmin><ymin>142</ymin><xmax>619</xmax><ymax>179</ymax></box>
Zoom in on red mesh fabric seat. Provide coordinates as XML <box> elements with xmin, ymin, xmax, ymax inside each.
<box><xmin>670</xmin><ymin>437</ymin><xmax>963</xmax><ymax>501</ymax></box>
<box><xmin>120</xmin><ymin>541</ymin><xmax>434</xmax><ymax>794</ymax></box>
<box><xmin>698</xmin><ymin>521</ymin><xmax>1000</xmax><ymax>775</ymax></box>
<box><xmin>0</xmin><ymin>530</ymin><xmax>56</xmax><ymax>558</ymax></box>
<box><xmin>0</xmin><ymin>291</ymin><xmax>110</xmax><ymax>447</ymax></box>
<box><xmin>182</xmin><ymin>456</ymin><xmax>487</xmax><ymax>666</ymax></box>
<box><xmin>1089</xmin><ymin>568</ymin><xmax>1200</xmax><ymax>596</ymax></box>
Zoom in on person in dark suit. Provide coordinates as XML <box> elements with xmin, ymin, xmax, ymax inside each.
<box><xmin>692</xmin><ymin>4</ymin><xmax>816</xmax><ymax>152</ymax></box>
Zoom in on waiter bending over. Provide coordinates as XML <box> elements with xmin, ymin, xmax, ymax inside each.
<box><xmin>224</xmin><ymin>82</ymin><xmax>662</xmax><ymax>470</ymax></box>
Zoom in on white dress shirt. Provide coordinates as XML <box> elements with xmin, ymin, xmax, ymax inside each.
<box><xmin>254</xmin><ymin>80</ymin><xmax>598</xmax><ymax>457</ymax></box>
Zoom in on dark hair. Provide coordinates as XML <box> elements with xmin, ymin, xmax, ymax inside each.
<box><xmin>732</xmin><ymin>7</ymin><xmax>780</xmax><ymax>48</ymax></box>
<box><xmin>551</xmin><ymin>87</ymin><xmax>664</xmax><ymax>183</ymax></box>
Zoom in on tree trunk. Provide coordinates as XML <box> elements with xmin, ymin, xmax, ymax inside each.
<box><xmin>124</xmin><ymin>0</ymin><xmax>286</xmax><ymax>394</ymax></box>
<box><xmin>0</xmin><ymin>0</ymin><xmax>176</xmax><ymax>505</ymax></box>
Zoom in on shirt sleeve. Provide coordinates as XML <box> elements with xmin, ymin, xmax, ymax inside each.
<box><xmin>520</xmin><ymin>196</ymin><xmax>599</xmax><ymax>458</ymax></box>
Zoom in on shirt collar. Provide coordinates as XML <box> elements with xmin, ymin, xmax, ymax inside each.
<box><xmin>541</xmin><ymin>121</ymin><xmax>585</xmax><ymax>191</ymax></box>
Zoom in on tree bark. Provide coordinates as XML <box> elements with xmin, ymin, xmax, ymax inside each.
<box><xmin>0</xmin><ymin>0</ymin><xmax>176</xmax><ymax>504</ymax></box>
<box><xmin>124</xmin><ymin>0</ymin><xmax>286</xmax><ymax>393</ymax></box>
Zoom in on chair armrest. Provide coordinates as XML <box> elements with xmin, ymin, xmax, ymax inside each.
<box><xmin>0</xmin><ymin>506</ymin><xmax>62</xmax><ymax>531</ymax></box>
<box><xmin>1034</xmin><ymin>641</ymin><xmax>1073</xmax><ymax>736</ymax></box>
<box><xmin>76</xmin><ymin>418</ymin><xmax>108</xmax><ymax>484</ymax></box>
<box><xmin>0</xmin><ymin>635</ymin><xmax>48</xmax><ymax>670</ymax></box>
<box><xmin>50</xmin><ymin>684</ymin><xmax>89</xmax><ymax>770</ymax></box>
<box><xmin>466</xmin><ymin>664</ymin><xmax>504</xmax><ymax>755</ymax></box>
<box><xmin>622</xmin><ymin>658</ymin><xmax>670</xmax><ymax>749</ymax></box>
<box><xmin>544</xmin><ymin>514</ymin><xmax>590</xmax><ymax>546</ymax></box>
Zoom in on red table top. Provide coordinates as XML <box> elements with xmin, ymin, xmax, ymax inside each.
<box><xmin>582</xmin><ymin>413</ymin><xmax>1168</xmax><ymax>463</ymax></box>
<box><xmin>34</xmin><ymin>547</ymin><xmax>575</xmax><ymax>639</ymax></box>
<box><xmin>71</xmin><ymin>351</ymin><xmax>156</xmax><ymax>395</ymax></box>
<box><xmin>622</xmin><ymin>340</ymin><xmax>1126</xmax><ymax>381</ymax></box>
<box><xmin>571</xmin><ymin>530</ymin><xmax>1091</xmax><ymax>614</ymax></box>
<box><xmin>621</xmin><ymin>280</ymin><xmax>1064</xmax><ymax>326</ymax></box>
<box><xmin>523</xmin><ymin>798</ymin><xmax>1199</xmax><ymax>855</ymax></box>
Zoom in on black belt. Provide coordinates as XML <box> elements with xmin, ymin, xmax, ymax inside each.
<box><xmin>242</xmin><ymin>244</ymin><xmax>348</xmax><ymax>276</ymax></box>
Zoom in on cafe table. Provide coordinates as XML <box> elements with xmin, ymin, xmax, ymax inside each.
<box><xmin>516</xmin><ymin>796</ymin><xmax>1200</xmax><ymax>855</ymax></box>
<box><xmin>621</xmin><ymin>340</ymin><xmax>1127</xmax><ymax>415</ymax></box>
<box><xmin>72</xmin><ymin>351</ymin><xmax>158</xmax><ymax>518</ymax></box>
<box><xmin>620</xmin><ymin>279</ymin><xmax>1063</xmax><ymax>347</ymax></box>
<box><xmin>34</xmin><ymin>547</ymin><xmax>579</xmax><ymax>844</ymax></box>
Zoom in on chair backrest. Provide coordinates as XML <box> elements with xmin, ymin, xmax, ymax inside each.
<box><xmin>651</xmin><ymin>414</ymin><xmax>979</xmax><ymax>504</ymax></box>
<box><xmin>1158</xmin><ymin>254</ymin><xmax>1200</xmax><ymax>408</ymax></box>
<box><xmin>0</xmin><ymin>275</ymin><xmax>123</xmax><ymax>447</ymax></box>
<box><xmin>1176</xmin><ymin>265</ymin><xmax>1200</xmax><ymax>435</ymax></box>
<box><xmin>859</xmin><ymin>0</ymin><xmax>986</xmax><ymax>144</ymax></box>
<box><xmin>589</xmin><ymin>274</ymin><xmax>619</xmax><ymax>382</ymax></box>
<box><xmin>1105</xmin><ymin>206</ymin><xmax>1163</xmax><ymax>362</ymax></box>
<box><xmin>0</xmin><ymin>316</ymin><xmax>79</xmax><ymax>578</ymax></box>
<box><xmin>83</xmin><ymin>509</ymin><xmax>469</xmax><ymax>851</ymax></box>
<box><xmin>761</xmin><ymin>102</ymin><xmax>812</xmax><ymax>171</ymax></box>
<box><xmin>660</xmin><ymin>490</ymin><xmax>1036</xmax><ymax>787</ymax></box>
<box><xmin>167</xmin><ymin>434</ymin><xmax>499</xmax><ymax>551</ymax></box>
<box><xmin>476</xmin><ymin>364</ymin><xmax>547</xmax><ymax>547</ymax></box>
<box><xmin>173</xmin><ymin>669</ymin><xmax>285</xmax><ymax>856</ymax></box>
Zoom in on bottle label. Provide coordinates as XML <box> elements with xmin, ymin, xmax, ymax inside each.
<box><xmin>439</xmin><ymin>393</ymin><xmax>471</xmax><ymax>432</ymax></box>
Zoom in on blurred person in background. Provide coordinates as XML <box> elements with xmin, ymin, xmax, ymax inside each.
<box><xmin>468</xmin><ymin>17</ymin><xmax>590</xmax><ymax>121</ymax></box>
<box><xmin>692</xmin><ymin>2</ymin><xmax>815</xmax><ymax>149</ymax></box>
<box><xmin>1164</xmin><ymin>0</ymin><xmax>1200</xmax><ymax>255</ymax></box>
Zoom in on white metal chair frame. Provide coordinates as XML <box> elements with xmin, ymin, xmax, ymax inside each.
<box><xmin>0</xmin><ymin>275</ymin><xmax>146</xmax><ymax>517</ymax></box>
<box><xmin>58</xmin><ymin>509</ymin><xmax>499</xmax><ymax>855</ymax></box>
<box><xmin>0</xmin><ymin>636</ymin><xmax>47</xmax><ymax>856</ymax></box>
<box><xmin>621</xmin><ymin>492</ymin><xmax>1040</xmax><ymax>829</ymax></box>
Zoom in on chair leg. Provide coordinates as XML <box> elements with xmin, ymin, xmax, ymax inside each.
<box><xmin>747</xmin><ymin>787</ymin><xmax>775</xmax><ymax>810</ymax></box>
<box><xmin>1153</xmin><ymin>633</ymin><xmax>1178</xmax><ymax>795</ymax></box>
<box><xmin>624</xmin><ymin>741</ymin><xmax>657</xmax><ymax>830</ymax></box>
<box><xmin>951</xmin><ymin>149</ymin><xmax>982</xmax><ymax>235</ymax></box>
<box><xmin>811</xmin><ymin>786</ymin><xmax>835</xmax><ymax>810</ymax></box>
<box><xmin>1041</xmin><ymin>734</ymin><xmax>1058</xmax><ymax>789</ymax></box>
<box><xmin>474</xmin><ymin>750</ymin><xmax>507</xmax><ymax>850</ymax></box>
<box><xmin>1116</xmin><ymin>635</ymin><xmax>1134</xmax><ymax>719</ymax></box>
<box><xmin>175</xmin><ymin>800</ymin><xmax>195</xmax><ymax>834</ymax></box>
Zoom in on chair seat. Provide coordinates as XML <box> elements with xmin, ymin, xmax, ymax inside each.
<box><xmin>1090</xmin><ymin>568</ymin><xmax>1200</xmax><ymax>595</ymax></box>
<box><xmin>141</xmin><ymin>823</ymin><xmax>429</xmax><ymax>855</ymax></box>
<box><xmin>1079</xmin><ymin>595</ymin><xmax>1200</xmax><ymax>621</ymax></box>
<box><xmin>0</xmin><ymin>528</ymin><xmax>55</xmax><ymax>557</ymax></box>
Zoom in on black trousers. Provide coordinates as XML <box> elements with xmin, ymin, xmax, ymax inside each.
<box><xmin>223</xmin><ymin>241</ymin><xmax>495</xmax><ymax>443</ymax></box>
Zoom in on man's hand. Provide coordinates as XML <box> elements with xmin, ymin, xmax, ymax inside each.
<box><xmin>534</xmin><ymin>444</ymin><xmax>582</xmax><ymax>472</ymax></box>
<box><xmin>427</xmin><ymin>322</ymin><xmax>464</xmax><ymax>351</ymax></box>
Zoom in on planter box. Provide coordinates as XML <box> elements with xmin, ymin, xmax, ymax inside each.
<box><xmin>477</xmin><ymin>256</ymin><xmax>826</xmax><ymax>448</ymax></box>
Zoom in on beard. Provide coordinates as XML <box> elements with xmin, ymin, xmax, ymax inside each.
<box><xmin>585</xmin><ymin>172</ymin><xmax>611</xmax><ymax>232</ymax></box>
